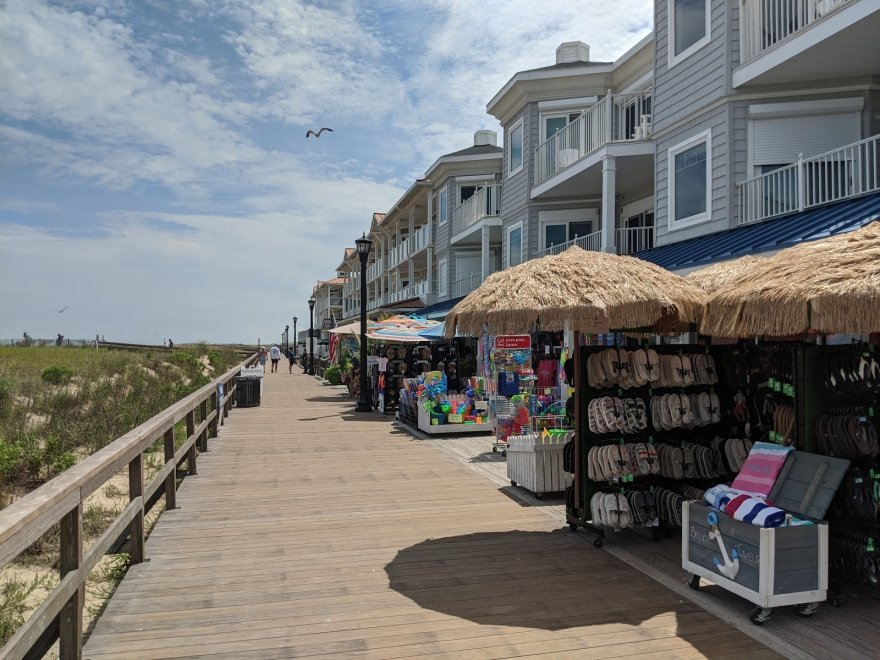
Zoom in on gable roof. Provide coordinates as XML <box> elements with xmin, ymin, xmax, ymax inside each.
<box><xmin>440</xmin><ymin>144</ymin><xmax>503</xmax><ymax>158</ymax></box>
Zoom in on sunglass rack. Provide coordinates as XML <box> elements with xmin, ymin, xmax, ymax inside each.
<box><xmin>566</xmin><ymin>343</ymin><xmax>736</xmax><ymax>548</ymax></box>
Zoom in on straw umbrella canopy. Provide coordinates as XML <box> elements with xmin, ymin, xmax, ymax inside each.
<box><xmin>686</xmin><ymin>255</ymin><xmax>765</xmax><ymax>293</ymax></box>
<box><xmin>445</xmin><ymin>246</ymin><xmax>707</xmax><ymax>337</ymax></box>
<box><xmin>701</xmin><ymin>222</ymin><xmax>880</xmax><ymax>337</ymax></box>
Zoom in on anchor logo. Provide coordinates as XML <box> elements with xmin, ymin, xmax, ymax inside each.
<box><xmin>707</xmin><ymin>511</ymin><xmax>740</xmax><ymax>580</ymax></box>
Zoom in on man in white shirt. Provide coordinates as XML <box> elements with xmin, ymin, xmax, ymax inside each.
<box><xmin>269</xmin><ymin>345</ymin><xmax>282</xmax><ymax>373</ymax></box>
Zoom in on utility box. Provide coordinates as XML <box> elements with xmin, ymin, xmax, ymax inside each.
<box><xmin>682</xmin><ymin>450</ymin><xmax>849</xmax><ymax>623</ymax></box>
<box><xmin>235</xmin><ymin>376</ymin><xmax>262</xmax><ymax>408</ymax></box>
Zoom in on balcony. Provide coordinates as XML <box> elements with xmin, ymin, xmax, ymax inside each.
<box><xmin>387</xmin><ymin>280</ymin><xmax>430</xmax><ymax>305</ymax></box>
<box><xmin>734</xmin><ymin>0</ymin><xmax>880</xmax><ymax>87</ymax></box>
<box><xmin>367</xmin><ymin>294</ymin><xmax>385</xmax><ymax>311</ymax></box>
<box><xmin>737</xmin><ymin>134</ymin><xmax>879</xmax><ymax>226</ymax></box>
<box><xmin>452</xmin><ymin>272</ymin><xmax>484</xmax><ymax>298</ymax></box>
<box><xmin>533</xmin><ymin>92</ymin><xmax>653</xmax><ymax>189</ymax></box>
<box><xmin>410</xmin><ymin>224</ymin><xmax>431</xmax><ymax>255</ymax></box>
<box><xmin>342</xmin><ymin>272</ymin><xmax>360</xmax><ymax>296</ymax></box>
<box><xmin>534</xmin><ymin>230</ymin><xmax>603</xmax><ymax>259</ymax></box>
<box><xmin>531</xmin><ymin>226</ymin><xmax>656</xmax><ymax>259</ymax></box>
<box><xmin>451</xmin><ymin>185</ymin><xmax>502</xmax><ymax>243</ymax></box>
<box><xmin>366</xmin><ymin>257</ymin><xmax>384</xmax><ymax>283</ymax></box>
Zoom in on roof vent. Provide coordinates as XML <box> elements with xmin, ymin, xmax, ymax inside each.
<box><xmin>556</xmin><ymin>41</ymin><xmax>590</xmax><ymax>64</ymax></box>
<box><xmin>473</xmin><ymin>130</ymin><xmax>498</xmax><ymax>146</ymax></box>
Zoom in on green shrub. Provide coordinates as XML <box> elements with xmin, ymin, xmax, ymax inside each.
<box><xmin>0</xmin><ymin>379</ymin><xmax>11</xmax><ymax>406</ymax></box>
<box><xmin>171</xmin><ymin>352</ymin><xmax>198</xmax><ymax>369</ymax></box>
<box><xmin>40</xmin><ymin>366</ymin><xmax>73</xmax><ymax>385</ymax></box>
<box><xmin>324</xmin><ymin>366</ymin><xmax>342</xmax><ymax>385</ymax></box>
<box><xmin>0</xmin><ymin>574</ymin><xmax>53</xmax><ymax>645</ymax></box>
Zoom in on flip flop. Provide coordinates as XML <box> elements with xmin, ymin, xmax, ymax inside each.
<box><xmin>590</xmin><ymin>492</ymin><xmax>605</xmax><ymax>526</ymax></box>
<box><xmin>635</xmin><ymin>398</ymin><xmax>648</xmax><ymax>430</ymax></box>
<box><xmin>646</xmin><ymin>443</ymin><xmax>660</xmax><ymax>474</ymax></box>
<box><xmin>709</xmin><ymin>392</ymin><xmax>721</xmax><ymax>424</ymax></box>
<box><xmin>646</xmin><ymin>349</ymin><xmax>661</xmax><ymax>382</ymax></box>
<box><xmin>631</xmin><ymin>349</ymin><xmax>649</xmax><ymax>386</ymax></box>
<box><xmin>680</xmin><ymin>355</ymin><xmax>694</xmax><ymax>386</ymax></box>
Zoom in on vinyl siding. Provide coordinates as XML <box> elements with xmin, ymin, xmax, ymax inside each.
<box><xmin>502</xmin><ymin>209</ymin><xmax>528</xmax><ymax>269</ymax></box>
<box><xmin>869</xmin><ymin>90</ymin><xmax>880</xmax><ymax>136</ymax></box>
<box><xmin>654</xmin><ymin>0</ymin><xmax>728</xmax><ymax>132</ymax></box>
<box><xmin>501</xmin><ymin>106</ymin><xmax>533</xmax><ymax>217</ymax></box>
<box><xmin>654</xmin><ymin>104</ymin><xmax>731</xmax><ymax>246</ymax></box>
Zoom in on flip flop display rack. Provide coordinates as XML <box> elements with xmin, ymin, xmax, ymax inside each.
<box><xmin>566</xmin><ymin>343</ymin><xmax>737</xmax><ymax>547</ymax></box>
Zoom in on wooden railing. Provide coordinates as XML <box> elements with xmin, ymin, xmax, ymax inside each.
<box><xmin>0</xmin><ymin>355</ymin><xmax>256</xmax><ymax>659</ymax></box>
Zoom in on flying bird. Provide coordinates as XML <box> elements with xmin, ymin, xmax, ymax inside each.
<box><xmin>57</xmin><ymin>306</ymin><xmax>68</xmax><ymax>313</ymax></box>
<box><xmin>306</xmin><ymin>128</ymin><xmax>333</xmax><ymax>138</ymax></box>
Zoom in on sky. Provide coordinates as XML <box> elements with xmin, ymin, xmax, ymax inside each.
<box><xmin>0</xmin><ymin>0</ymin><xmax>652</xmax><ymax>345</ymax></box>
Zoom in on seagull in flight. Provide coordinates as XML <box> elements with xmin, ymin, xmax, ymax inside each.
<box><xmin>57</xmin><ymin>306</ymin><xmax>68</xmax><ymax>314</ymax></box>
<box><xmin>306</xmin><ymin>128</ymin><xmax>333</xmax><ymax>138</ymax></box>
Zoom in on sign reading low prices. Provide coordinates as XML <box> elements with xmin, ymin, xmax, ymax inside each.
<box><xmin>494</xmin><ymin>335</ymin><xmax>532</xmax><ymax>350</ymax></box>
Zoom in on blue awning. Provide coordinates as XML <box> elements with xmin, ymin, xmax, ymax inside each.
<box><xmin>637</xmin><ymin>193</ymin><xmax>880</xmax><ymax>272</ymax></box>
<box><xmin>416</xmin><ymin>296</ymin><xmax>465</xmax><ymax>320</ymax></box>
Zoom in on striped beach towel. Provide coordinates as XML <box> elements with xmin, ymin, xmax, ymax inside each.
<box><xmin>730</xmin><ymin>441</ymin><xmax>794</xmax><ymax>498</ymax></box>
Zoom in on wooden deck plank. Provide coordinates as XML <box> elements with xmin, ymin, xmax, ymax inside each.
<box><xmin>84</xmin><ymin>372</ymin><xmax>778</xmax><ymax>659</ymax></box>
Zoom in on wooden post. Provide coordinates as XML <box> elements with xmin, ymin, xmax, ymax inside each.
<box><xmin>199</xmin><ymin>399</ymin><xmax>209</xmax><ymax>452</ymax></box>
<box><xmin>163</xmin><ymin>427</ymin><xmax>177</xmax><ymax>510</ymax></box>
<box><xmin>209</xmin><ymin>390</ymin><xmax>219</xmax><ymax>437</ymax></box>
<box><xmin>128</xmin><ymin>453</ymin><xmax>145</xmax><ymax>564</ymax></box>
<box><xmin>59</xmin><ymin>504</ymin><xmax>83</xmax><ymax>660</ymax></box>
<box><xmin>186</xmin><ymin>411</ymin><xmax>197</xmax><ymax>476</ymax></box>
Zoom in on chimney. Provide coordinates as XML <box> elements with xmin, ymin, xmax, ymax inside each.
<box><xmin>556</xmin><ymin>41</ymin><xmax>590</xmax><ymax>64</ymax></box>
<box><xmin>473</xmin><ymin>130</ymin><xmax>498</xmax><ymax>147</ymax></box>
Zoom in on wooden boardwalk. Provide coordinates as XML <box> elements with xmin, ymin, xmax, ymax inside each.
<box><xmin>84</xmin><ymin>372</ymin><xmax>780</xmax><ymax>659</ymax></box>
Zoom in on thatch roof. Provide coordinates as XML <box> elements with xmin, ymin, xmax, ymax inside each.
<box><xmin>686</xmin><ymin>256</ymin><xmax>765</xmax><ymax>293</ymax></box>
<box><xmin>445</xmin><ymin>246</ymin><xmax>707</xmax><ymax>337</ymax></box>
<box><xmin>701</xmin><ymin>222</ymin><xmax>880</xmax><ymax>337</ymax></box>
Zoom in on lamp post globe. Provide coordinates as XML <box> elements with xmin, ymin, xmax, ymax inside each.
<box><xmin>307</xmin><ymin>298</ymin><xmax>316</xmax><ymax>376</ymax></box>
<box><xmin>354</xmin><ymin>233</ymin><xmax>373</xmax><ymax>413</ymax></box>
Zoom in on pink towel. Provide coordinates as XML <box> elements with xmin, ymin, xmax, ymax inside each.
<box><xmin>730</xmin><ymin>441</ymin><xmax>793</xmax><ymax>498</ymax></box>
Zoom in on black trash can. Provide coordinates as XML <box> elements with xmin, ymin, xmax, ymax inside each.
<box><xmin>235</xmin><ymin>376</ymin><xmax>262</xmax><ymax>407</ymax></box>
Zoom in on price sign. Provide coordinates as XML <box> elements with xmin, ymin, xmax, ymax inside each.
<box><xmin>494</xmin><ymin>335</ymin><xmax>531</xmax><ymax>350</ymax></box>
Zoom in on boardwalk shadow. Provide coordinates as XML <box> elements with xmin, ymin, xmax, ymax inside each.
<box><xmin>384</xmin><ymin>529</ymin><xmax>749</xmax><ymax>656</ymax></box>
<box><xmin>469</xmin><ymin>451</ymin><xmax>505</xmax><ymax>463</ymax></box>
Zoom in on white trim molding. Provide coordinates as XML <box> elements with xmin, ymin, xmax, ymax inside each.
<box><xmin>668</xmin><ymin>0</ymin><xmax>712</xmax><ymax>68</ymax></box>
<box><xmin>668</xmin><ymin>128</ymin><xmax>712</xmax><ymax>231</ymax></box>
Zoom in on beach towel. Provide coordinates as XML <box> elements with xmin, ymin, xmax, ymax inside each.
<box><xmin>730</xmin><ymin>441</ymin><xmax>794</xmax><ymax>498</ymax></box>
<box><xmin>724</xmin><ymin>494</ymin><xmax>787</xmax><ymax>528</ymax></box>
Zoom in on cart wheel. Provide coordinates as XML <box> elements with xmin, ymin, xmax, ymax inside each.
<box><xmin>568</xmin><ymin>523</ymin><xmax>578</xmax><ymax>533</ymax></box>
<box><xmin>535</xmin><ymin>493</ymin><xmax>543</xmax><ymax>500</ymax></box>
<box><xmin>830</xmin><ymin>596</ymin><xmax>844</xmax><ymax>607</ymax></box>
<box><xmin>749</xmin><ymin>607</ymin><xmax>771</xmax><ymax>625</ymax></box>
<box><xmin>687</xmin><ymin>574</ymin><xmax>700</xmax><ymax>591</ymax></box>
<box><xmin>593</xmin><ymin>537</ymin><xmax>603</xmax><ymax>549</ymax></box>
<box><xmin>510</xmin><ymin>480</ymin><xmax>517</xmax><ymax>487</ymax></box>
<box><xmin>796</xmin><ymin>603</ymin><xmax>819</xmax><ymax>617</ymax></box>
<box><xmin>501</xmin><ymin>450</ymin><xmax>507</xmax><ymax>457</ymax></box>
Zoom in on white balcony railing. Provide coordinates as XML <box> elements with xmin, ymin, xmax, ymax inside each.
<box><xmin>412</xmin><ymin>279</ymin><xmax>429</xmax><ymax>298</ymax></box>
<box><xmin>533</xmin><ymin>230</ymin><xmax>603</xmax><ymax>259</ymax></box>
<box><xmin>366</xmin><ymin>257</ymin><xmax>384</xmax><ymax>282</ymax></box>
<box><xmin>534</xmin><ymin>91</ymin><xmax>652</xmax><ymax>187</ymax></box>
<box><xmin>616</xmin><ymin>226</ymin><xmax>655</xmax><ymax>256</ymax></box>
<box><xmin>737</xmin><ymin>134</ymin><xmax>879</xmax><ymax>226</ymax></box>
<box><xmin>739</xmin><ymin>0</ymin><xmax>852</xmax><ymax>64</ymax></box>
<box><xmin>410</xmin><ymin>224</ymin><xmax>431</xmax><ymax>255</ymax></box>
<box><xmin>451</xmin><ymin>185</ymin><xmax>502</xmax><ymax>237</ymax></box>
<box><xmin>367</xmin><ymin>294</ymin><xmax>385</xmax><ymax>311</ymax></box>
<box><xmin>452</xmin><ymin>272</ymin><xmax>484</xmax><ymax>298</ymax></box>
<box><xmin>387</xmin><ymin>239</ymin><xmax>409</xmax><ymax>269</ymax></box>
<box><xmin>342</xmin><ymin>272</ymin><xmax>360</xmax><ymax>296</ymax></box>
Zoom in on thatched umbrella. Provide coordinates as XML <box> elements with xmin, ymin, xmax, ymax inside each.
<box><xmin>686</xmin><ymin>255</ymin><xmax>765</xmax><ymax>293</ymax></box>
<box><xmin>701</xmin><ymin>222</ymin><xmax>880</xmax><ymax>337</ymax></box>
<box><xmin>445</xmin><ymin>246</ymin><xmax>707</xmax><ymax>337</ymax></box>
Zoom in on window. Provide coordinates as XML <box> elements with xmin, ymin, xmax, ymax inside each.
<box><xmin>539</xmin><ymin>209</ymin><xmax>599</xmax><ymax>251</ymax></box>
<box><xmin>620</xmin><ymin>212</ymin><xmax>655</xmax><ymax>254</ymax></box>
<box><xmin>507</xmin><ymin>224</ymin><xmax>523</xmax><ymax>267</ymax></box>
<box><xmin>508</xmin><ymin>119</ymin><xmax>524</xmax><ymax>175</ymax></box>
<box><xmin>459</xmin><ymin>185</ymin><xmax>476</xmax><ymax>203</ymax></box>
<box><xmin>438</xmin><ymin>189</ymin><xmax>448</xmax><ymax>224</ymax></box>
<box><xmin>669</xmin><ymin>0</ymin><xmax>709</xmax><ymax>66</ymax></box>
<box><xmin>437</xmin><ymin>258</ymin><xmax>448</xmax><ymax>295</ymax></box>
<box><xmin>542</xmin><ymin>112</ymin><xmax>582</xmax><ymax>143</ymax></box>
<box><xmin>668</xmin><ymin>129</ymin><xmax>711</xmax><ymax>230</ymax></box>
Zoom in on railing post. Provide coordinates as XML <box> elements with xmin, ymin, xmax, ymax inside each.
<box><xmin>128</xmin><ymin>453</ymin><xmax>145</xmax><ymax>564</ymax></box>
<box><xmin>59</xmin><ymin>503</ymin><xmax>83</xmax><ymax>660</ymax></box>
<box><xmin>163</xmin><ymin>427</ymin><xmax>177</xmax><ymax>510</ymax></box>
<box><xmin>186</xmin><ymin>410</ymin><xmax>197</xmax><ymax>475</ymax></box>
<box><xmin>209</xmin><ymin>390</ymin><xmax>218</xmax><ymax>437</ymax></box>
<box><xmin>604</xmin><ymin>90</ymin><xmax>613</xmax><ymax>143</ymax></box>
<box><xmin>199</xmin><ymin>399</ymin><xmax>209</xmax><ymax>452</ymax></box>
<box><xmin>797</xmin><ymin>152</ymin><xmax>806</xmax><ymax>211</ymax></box>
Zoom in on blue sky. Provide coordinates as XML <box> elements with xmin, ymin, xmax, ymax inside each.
<box><xmin>0</xmin><ymin>0</ymin><xmax>652</xmax><ymax>344</ymax></box>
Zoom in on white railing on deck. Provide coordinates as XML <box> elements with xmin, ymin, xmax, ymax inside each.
<box><xmin>410</xmin><ymin>224</ymin><xmax>431</xmax><ymax>255</ymax></box>
<box><xmin>534</xmin><ymin>230</ymin><xmax>603</xmax><ymax>259</ymax></box>
<box><xmin>451</xmin><ymin>185</ymin><xmax>502</xmax><ymax>236</ymax></box>
<box><xmin>452</xmin><ymin>272</ymin><xmax>484</xmax><ymax>298</ymax></box>
<box><xmin>739</xmin><ymin>0</ymin><xmax>852</xmax><ymax>64</ymax></box>
<box><xmin>534</xmin><ymin>91</ymin><xmax>652</xmax><ymax>187</ymax></box>
<box><xmin>737</xmin><ymin>134</ymin><xmax>879</xmax><ymax>226</ymax></box>
<box><xmin>367</xmin><ymin>294</ymin><xmax>385</xmax><ymax>311</ymax></box>
<box><xmin>387</xmin><ymin>239</ymin><xmax>409</xmax><ymax>269</ymax></box>
<box><xmin>616</xmin><ymin>226</ymin><xmax>655</xmax><ymax>255</ymax></box>
<box><xmin>366</xmin><ymin>257</ymin><xmax>384</xmax><ymax>282</ymax></box>
<box><xmin>342</xmin><ymin>272</ymin><xmax>360</xmax><ymax>296</ymax></box>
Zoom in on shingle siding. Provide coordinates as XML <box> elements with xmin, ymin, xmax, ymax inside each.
<box><xmin>654</xmin><ymin>0</ymin><xmax>728</xmax><ymax>132</ymax></box>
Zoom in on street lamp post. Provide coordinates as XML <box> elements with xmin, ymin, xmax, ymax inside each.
<box><xmin>284</xmin><ymin>325</ymin><xmax>289</xmax><ymax>353</ymax></box>
<box><xmin>292</xmin><ymin>316</ymin><xmax>298</xmax><ymax>358</ymax></box>
<box><xmin>307</xmin><ymin>298</ymin><xmax>316</xmax><ymax>375</ymax></box>
<box><xmin>354</xmin><ymin>233</ymin><xmax>372</xmax><ymax>413</ymax></box>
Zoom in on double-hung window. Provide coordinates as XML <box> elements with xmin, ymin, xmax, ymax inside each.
<box><xmin>508</xmin><ymin>119</ymin><xmax>524</xmax><ymax>175</ymax></box>
<box><xmin>507</xmin><ymin>223</ymin><xmax>523</xmax><ymax>267</ymax></box>
<box><xmin>669</xmin><ymin>0</ymin><xmax>710</xmax><ymax>66</ymax></box>
<box><xmin>668</xmin><ymin>129</ymin><xmax>711</xmax><ymax>230</ymax></box>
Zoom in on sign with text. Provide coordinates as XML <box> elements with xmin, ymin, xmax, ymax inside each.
<box><xmin>494</xmin><ymin>335</ymin><xmax>531</xmax><ymax>350</ymax></box>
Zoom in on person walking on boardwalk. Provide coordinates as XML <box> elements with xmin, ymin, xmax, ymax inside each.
<box><xmin>269</xmin><ymin>344</ymin><xmax>281</xmax><ymax>373</ymax></box>
<box><xmin>286</xmin><ymin>345</ymin><xmax>297</xmax><ymax>374</ymax></box>
<box><xmin>257</xmin><ymin>347</ymin><xmax>268</xmax><ymax>372</ymax></box>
